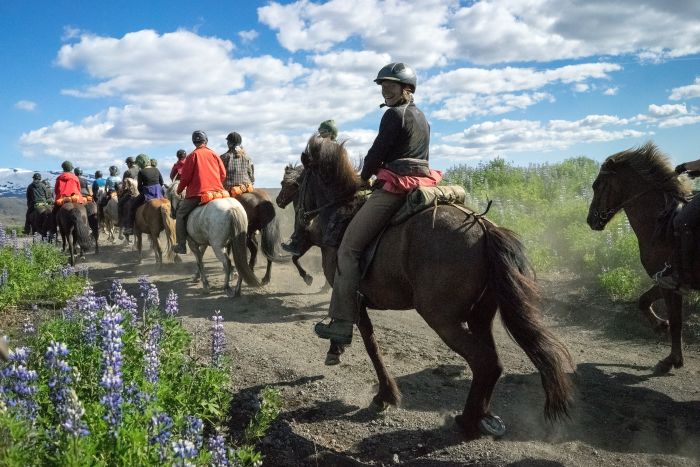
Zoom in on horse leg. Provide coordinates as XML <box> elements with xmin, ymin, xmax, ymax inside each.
<box><xmin>247</xmin><ymin>234</ymin><xmax>258</xmax><ymax>270</ymax></box>
<box><xmin>213</xmin><ymin>246</ymin><xmax>236</xmax><ymax>298</ymax></box>
<box><xmin>638</xmin><ymin>285</ymin><xmax>669</xmax><ymax>334</ymax></box>
<box><xmin>356</xmin><ymin>305</ymin><xmax>401</xmax><ymax>410</ymax></box>
<box><xmin>136</xmin><ymin>232</ymin><xmax>143</xmax><ymax>264</ymax></box>
<box><xmin>654</xmin><ymin>290</ymin><xmax>684</xmax><ymax>374</ymax></box>
<box><xmin>292</xmin><ymin>255</ymin><xmax>313</xmax><ymax>286</ymax></box>
<box><xmin>151</xmin><ymin>229</ymin><xmax>163</xmax><ymax>266</ymax></box>
<box><xmin>262</xmin><ymin>259</ymin><xmax>272</xmax><ymax>286</ymax></box>
<box><xmin>324</xmin><ymin>340</ymin><xmax>345</xmax><ymax>366</ymax></box>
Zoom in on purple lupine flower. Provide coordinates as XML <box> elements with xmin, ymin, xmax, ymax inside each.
<box><xmin>23</xmin><ymin>243</ymin><xmax>32</xmax><ymax>262</ymax></box>
<box><xmin>184</xmin><ymin>415</ymin><xmax>204</xmax><ymax>452</ymax></box>
<box><xmin>149</xmin><ymin>411</ymin><xmax>174</xmax><ymax>462</ymax></box>
<box><xmin>146</xmin><ymin>283</ymin><xmax>160</xmax><ymax>309</ymax></box>
<box><xmin>0</xmin><ymin>225</ymin><xmax>6</xmax><ymax>246</ymax></box>
<box><xmin>99</xmin><ymin>306</ymin><xmax>124</xmax><ymax>435</ymax></box>
<box><xmin>172</xmin><ymin>439</ymin><xmax>197</xmax><ymax>465</ymax></box>
<box><xmin>10</xmin><ymin>230</ymin><xmax>19</xmax><ymax>254</ymax></box>
<box><xmin>211</xmin><ymin>310</ymin><xmax>225</xmax><ymax>368</ymax></box>
<box><xmin>207</xmin><ymin>433</ymin><xmax>230</xmax><ymax>467</ymax></box>
<box><xmin>45</xmin><ymin>341</ymin><xmax>88</xmax><ymax>437</ymax></box>
<box><xmin>144</xmin><ymin>323</ymin><xmax>162</xmax><ymax>385</ymax></box>
<box><xmin>125</xmin><ymin>381</ymin><xmax>152</xmax><ymax>411</ymax></box>
<box><xmin>73</xmin><ymin>284</ymin><xmax>102</xmax><ymax>343</ymax></box>
<box><xmin>165</xmin><ymin>289</ymin><xmax>179</xmax><ymax>317</ymax></box>
<box><xmin>0</xmin><ymin>346</ymin><xmax>39</xmax><ymax>421</ymax></box>
<box><xmin>0</xmin><ymin>267</ymin><xmax>8</xmax><ymax>288</ymax></box>
<box><xmin>22</xmin><ymin>315</ymin><xmax>35</xmax><ymax>336</ymax></box>
<box><xmin>109</xmin><ymin>280</ymin><xmax>138</xmax><ymax>326</ymax></box>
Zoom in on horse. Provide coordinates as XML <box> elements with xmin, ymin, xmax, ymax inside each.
<box><xmin>117</xmin><ymin>181</ymin><xmax>136</xmax><ymax>245</ymax></box>
<box><xmin>55</xmin><ymin>202</ymin><xmax>94</xmax><ymax>266</ymax></box>
<box><xmin>300</xmin><ymin>136</ymin><xmax>574</xmax><ymax>436</ymax></box>
<box><xmin>235</xmin><ymin>190</ymin><xmax>283</xmax><ymax>285</ymax></box>
<box><xmin>587</xmin><ymin>141</ymin><xmax>693</xmax><ymax>375</ymax></box>
<box><xmin>133</xmin><ymin>198</ymin><xmax>178</xmax><ymax>265</ymax></box>
<box><xmin>85</xmin><ymin>200</ymin><xmax>100</xmax><ymax>254</ymax></box>
<box><xmin>166</xmin><ymin>181</ymin><xmax>261</xmax><ymax>297</ymax></box>
<box><xmin>102</xmin><ymin>193</ymin><xmax>119</xmax><ymax>243</ymax></box>
<box><xmin>276</xmin><ymin>164</ymin><xmax>334</xmax><ymax>290</ymax></box>
<box><xmin>28</xmin><ymin>204</ymin><xmax>57</xmax><ymax>241</ymax></box>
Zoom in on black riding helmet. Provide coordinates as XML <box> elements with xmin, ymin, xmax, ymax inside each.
<box><xmin>374</xmin><ymin>62</ymin><xmax>417</xmax><ymax>92</ymax></box>
<box><xmin>192</xmin><ymin>130</ymin><xmax>208</xmax><ymax>146</ymax></box>
<box><xmin>74</xmin><ymin>167</ymin><xmax>83</xmax><ymax>176</ymax></box>
<box><xmin>109</xmin><ymin>165</ymin><xmax>119</xmax><ymax>176</ymax></box>
<box><xmin>125</xmin><ymin>156</ymin><xmax>135</xmax><ymax>165</ymax></box>
<box><xmin>95</xmin><ymin>170</ymin><xmax>103</xmax><ymax>178</ymax></box>
<box><xmin>33</xmin><ymin>173</ymin><xmax>42</xmax><ymax>181</ymax></box>
<box><xmin>176</xmin><ymin>149</ymin><xmax>187</xmax><ymax>159</ymax></box>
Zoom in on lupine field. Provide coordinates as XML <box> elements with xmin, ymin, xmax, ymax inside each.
<box><xmin>0</xmin><ymin>226</ymin><xmax>280</xmax><ymax>466</ymax></box>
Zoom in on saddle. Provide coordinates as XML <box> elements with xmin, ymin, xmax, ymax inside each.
<box><xmin>55</xmin><ymin>194</ymin><xmax>87</xmax><ymax>206</ymax></box>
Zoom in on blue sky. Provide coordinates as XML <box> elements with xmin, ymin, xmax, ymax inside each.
<box><xmin>2</xmin><ymin>0</ymin><xmax>700</xmax><ymax>186</ymax></box>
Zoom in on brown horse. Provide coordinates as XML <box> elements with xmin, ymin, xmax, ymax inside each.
<box><xmin>300</xmin><ymin>136</ymin><xmax>574</xmax><ymax>436</ymax></box>
<box><xmin>28</xmin><ymin>204</ymin><xmax>57</xmax><ymax>241</ymax></box>
<box><xmin>55</xmin><ymin>202</ymin><xmax>94</xmax><ymax>266</ymax></box>
<box><xmin>235</xmin><ymin>190</ymin><xmax>283</xmax><ymax>285</ymax></box>
<box><xmin>587</xmin><ymin>141</ymin><xmax>691</xmax><ymax>374</ymax></box>
<box><xmin>276</xmin><ymin>164</ymin><xmax>334</xmax><ymax>289</ymax></box>
<box><xmin>85</xmin><ymin>200</ymin><xmax>100</xmax><ymax>254</ymax></box>
<box><xmin>134</xmin><ymin>198</ymin><xmax>178</xmax><ymax>265</ymax></box>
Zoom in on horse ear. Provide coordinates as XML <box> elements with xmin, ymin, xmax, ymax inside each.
<box><xmin>601</xmin><ymin>159</ymin><xmax>616</xmax><ymax>174</ymax></box>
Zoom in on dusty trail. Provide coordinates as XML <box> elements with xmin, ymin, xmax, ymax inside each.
<box><xmin>87</xmin><ymin>231</ymin><xmax>700</xmax><ymax>467</ymax></box>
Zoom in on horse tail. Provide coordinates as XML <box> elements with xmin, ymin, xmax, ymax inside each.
<box><xmin>70</xmin><ymin>207</ymin><xmax>94</xmax><ymax>251</ymax></box>
<box><xmin>260</xmin><ymin>201</ymin><xmax>284</xmax><ymax>262</ymax></box>
<box><xmin>229</xmin><ymin>207</ymin><xmax>261</xmax><ymax>287</ymax></box>
<box><xmin>160</xmin><ymin>203</ymin><xmax>177</xmax><ymax>261</ymax></box>
<box><xmin>484</xmin><ymin>224</ymin><xmax>574</xmax><ymax>421</ymax></box>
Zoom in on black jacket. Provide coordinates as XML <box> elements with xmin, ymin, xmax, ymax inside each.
<box><xmin>137</xmin><ymin>167</ymin><xmax>164</xmax><ymax>192</ymax></box>
<box><xmin>26</xmin><ymin>180</ymin><xmax>52</xmax><ymax>207</ymax></box>
<box><xmin>360</xmin><ymin>102</ymin><xmax>430</xmax><ymax>181</ymax></box>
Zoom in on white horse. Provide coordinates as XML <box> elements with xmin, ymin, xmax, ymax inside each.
<box><xmin>166</xmin><ymin>180</ymin><xmax>260</xmax><ymax>297</ymax></box>
<box><xmin>103</xmin><ymin>194</ymin><xmax>119</xmax><ymax>243</ymax></box>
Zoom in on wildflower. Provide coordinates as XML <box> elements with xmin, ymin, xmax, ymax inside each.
<box><xmin>137</xmin><ymin>275</ymin><xmax>151</xmax><ymax>298</ymax></box>
<box><xmin>184</xmin><ymin>415</ymin><xmax>204</xmax><ymax>452</ymax></box>
<box><xmin>0</xmin><ymin>346</ymin><xmax>39</xmax><ymax>421</ymax></box>
<box><xmin>146</xmin><ymin>283</ymin><xmax>160</xmax><ymax>309</ymax></box>
<box><xmin>207</xmin><ymin>433</ymin><xmax>230</xmax><ymax>466</ymax></box>
<box><xmin>149</xmin><ymin>411</ymin><xmax>174</xmax><ymax>462</ymax></box>
<box><xmin>165</xmin><ymin>289</ymin><xmax>179</xmax><ymax>317</ymax></box>
<box><xmin>144</xmin><ymin>323</ymin><xmax>162</xmax><ymax>385</ymax></box>
<box><xmin>109</xmin><ymin>279</ymin><xmax>138</xmax><ymax>325</ymax></box>
<box><xmin>0</xmin><ymin>267</ymin><xmax>8</xmax><ymax>288</ymax></box>
<box><xmin>211</xmin><ymin>310</ymin><xmax>225</xmax><ymax>368</ymax></box>
<box><xmin>100</xmin><ymin>306</ymin><xmax>124</xmax><ymax>435</ymax></box>
<box><xmin>45</xmin><ymin>341</ymin><xmax>88</xmax><ymax>437</ymax></box>
<box><xmin>125</xmin><ymin>381</ymin><xmax>152</xmax><ymax>411</ymax></box>
<box><xmin>172</xmin><ymin>439</ymin><xmax>197</xmax><ymax>465</ymax></box>
<box><xmin>24</xmin><ymin>243</ymin><xmax>32</xmax><ymax>262</ymax></box>
<box><xmin>22</xmin><ymin>315</ymin><xmax>35</xmax><ymax>335</ymax></box>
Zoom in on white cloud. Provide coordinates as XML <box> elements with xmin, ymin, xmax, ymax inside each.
<box><xmin>573</xmin><ymin>83</ymin><xmax>589</xmax><ymax>93</ymax></box>
<box><xmin>15</xmin><ymin>100</ymin><xmax>37</xmax><ymax>111</ymax></box>
<box><xmin>238</xmin><ymin>29</ymin><xmax>259</xmax><ymax>43</ymax></box>
<box><xmin>436</xmin><ymin>115</ymin><xmax>645</xmax><ymax>159</ymax></box>
<box><xmin>669</xmin><ymin>77</ymin><xmax>700</xmax><ymax>101</ymax></box>
<box><xmin>647</xmin><ymin>103</ymin><xmax>688</xmax><ymax>118</ymax></box>
<box><xmin>603</xmin><ymin>87</ymin><xmax>619</xmax><ymax>96</ymax></box>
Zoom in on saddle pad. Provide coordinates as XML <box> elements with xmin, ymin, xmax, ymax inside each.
<box><xmin>390</xmin><ymin>185</ymin><xmax>467</xmax><ymax>225</ymax></box>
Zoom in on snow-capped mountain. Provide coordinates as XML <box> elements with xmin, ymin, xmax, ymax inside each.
<box><xmin>0</xmin><ymin>168</ymin><xmax>94</xmax><ymax>198</ymax></box>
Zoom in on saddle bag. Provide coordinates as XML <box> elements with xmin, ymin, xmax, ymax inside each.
<box><xmin>200</xmin><ymin>190</ymin><xmax>230</xmax><ymax>204</ymax></box>
<box><xmin>55</xmin><ymin>194</ymin><xmax>87</xmax><ymax>206</ymax></box>
<box><xmin>229</xmin><ymin>183</ymin><xmax>254</xmax><ymax>197</ymax></box>
<box><xmin>391</xmin><ymin>185</ymin><xmax>467</xmax><ymax>225</ymax></box>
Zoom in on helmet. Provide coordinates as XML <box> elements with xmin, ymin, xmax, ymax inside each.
<box><xmin>192</xmin><ymin>130</ymin><xmax>208</xmax><ymax>145</ymax></box>
<box><xmin>176</xmin><ymin>149</ymin><xmax>187</xmax><ymax>159</ymax></box>
<box><xmin>109</xmin><ymin>165</ymin><xmax>119</xmax><ymax>176</ymax></box>
<box><xmin>95</xmin><ymin>170</ymin><xmax>103</xmax><ymax>178</ymax></box>
<box><xmin>74</xmin><ymin>167</ymin><xmax>83</xmax><ymax>176</ymax></box>
<box><xmin>226</xmin><ymin>131</ymin><xmax>242</xmax><ymax>146</ymax></box>
<box><xmin>135</xmin><ymin>154</ymin><xmax>149</xmax><ymax>169</ymax></box>
<box><xmin>150</xmin><ymin>159</ymin><xmax>157</xmax><ymax>167</ymax></box>
<box><xmin>61</xmin><ymin>160</ymin><xmax>74</xmax><ymax>172</ymax></box>
<box><xmin>125</xmin><ymin>156</ymin><xmax>135</xmax><ymax>165</ymax></box>
<box><xmin>318</xmin><ymin>120</ymin><xmax>338</xmax><ymax>139</ymax></box>
<box><xmin>374</xmin><ymin>62</ymin><xmax>417</xmax><ymax>92</ymax></box>
<box><xmin>32</xmin><ymin>173</ymin><xmax>42</xmax><ymax>181</ymax></box>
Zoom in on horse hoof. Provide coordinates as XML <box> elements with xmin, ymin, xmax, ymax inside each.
<box><xmin>653</xmin><ymin>358</ymin><xmax>673</xmax><ymax>375</ymax></box>
<box><xmin>304</xmin><ymin>275</ymin><xmax>314</xmax><ymax>286</ymax></box>
<box><xmin>371</xmin><ymin>395</ymin><xmax>390</xmax><ymax>412</ymax></box>
<box><xmin>478</xmin><ymin>414</ymin><xmax>506</xmax><ymax>437</ymax></box>
<box><xmin>325</xmin><ymin>353</ymin><xmax>341</xmax><ymax>366</ymax></box>
<box><xmin>174</xmin><ymin>255</ymin><xmax>182</xmax><ymax>264</ymax></box>
<box><xmin>262</xmin><ymin>278</ymin><xmax>270</xmax><ymax>286</ymax></box>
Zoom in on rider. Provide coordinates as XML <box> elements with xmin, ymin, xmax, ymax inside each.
<box><xmin>92</xmin><ymin>170</ymin><xmax>107</xmax><ymax>197</ymax></box>
<box><xmin>150</xmin><ymin>158</ymin><xmax>158</xmax><ymax>167</ymax></box>
<box><xmin>220</xmin><ymin>131</ymin><xmax>255</xmax><ymax>193</ymax></box>
<box><xmin>172</xmin><ymin>130</ymin><xmax>227</xmax><ymax>254</ymax></box>
<box><xmin>656</xmin><ymin>160</ymin><xmax>700</xmax><ymax>290</ymax></box>
<box><xmin>314</xmin><ymin>63</ymin><xmax>440</xmax><ymax>346</ymax></box>
<box><xmin>123</xmin><ymin>156</ymin><xmax>140</xmax><ymax>182</ymax></box>
<box><xmin>53</xmin><ymin>161</ymin><xmax>82</xmax><ymax>216</ymax></box>
<box><xmin>24</xmin><ymin>173</ymin><xmax>53</xmax><ymax>234</ymax></box>
<box><xmin>123</xmin><ymin>154</ymin><xmax>165</xmax><ymax>235</ymax></box>
<box><xmin>106</xmin><ymin>166</ymin><xmax>121</xmax><ymax>193</ymax></box>
<box><xmin>170</xmin><ymin>149</ymin><xmax>187</xmax><ymax>181</ymax></box>
<box><xmin>281</xmin><ymin>120</ymin><xmax>338</xmax><ymax>255</ymax></box>
<box><xmin>74</xmin><ymin>167</ymin><xmax>92</xmax><ymax>197</ymax></box>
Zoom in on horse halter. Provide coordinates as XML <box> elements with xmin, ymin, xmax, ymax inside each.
<box><xmin>591</xmin><ymin>169</ymin><xmax>668</xmax><ymax>222</ymax></box>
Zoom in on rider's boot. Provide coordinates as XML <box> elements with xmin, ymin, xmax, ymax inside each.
<box><xmin>281</xmin><ymin>228</ymin><xmax>303</xmax><ymax>256</ymax></box>
<box><xmin>314</xmin><ymin>319</ymin><xmax>353</xmax><ymax>345</ymax></box>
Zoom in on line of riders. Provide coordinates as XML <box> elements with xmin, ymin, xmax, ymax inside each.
<box><xmin>15</xmin><ymin>61</ymin><xmax>699</xmax><ymax>360</ymax></box>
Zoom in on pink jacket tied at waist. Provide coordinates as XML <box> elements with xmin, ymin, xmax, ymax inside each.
<box><xmin>375</xmin><ymin>168</ymin><xmax>443</xmax><ymax>194</ymax></box>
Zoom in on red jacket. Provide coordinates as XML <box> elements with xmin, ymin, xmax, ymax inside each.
<box><xmin>170</xmin><ymin>159</ymin><xmax>185</xmax><ymax>181</ymax></box>
<box><xmin>54</xmin><ymin>172</ymin><xmax>82</xmax><ymax>199</ymax></box>
<box><xmin>177</xmin><ymin>146</ymin><xmax>226</xmax><ymax>198</ymax></box>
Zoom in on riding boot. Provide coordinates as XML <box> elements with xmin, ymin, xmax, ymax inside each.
<box><xmin>281</xmin><ymin>228</ymin><xmax>303</xmax><ymax>256</ymax></box>
<box><xmin>678</xmin><ymin>225</ymin><xmax>695</xmax><ymax>288</ymax></box>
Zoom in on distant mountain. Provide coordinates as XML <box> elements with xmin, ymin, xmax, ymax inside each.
<box><xmin>0</xmin><ymin>168</ymin><xmax>94</xmax><ymax>198</ymax></box>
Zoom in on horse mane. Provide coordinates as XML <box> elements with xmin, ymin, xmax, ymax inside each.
<box><xmin>606</xmin><ymin>141</ymin><xmax>691</xmax><ymax>198</ymax></box>
<box><xmin>305</xmin><ymin>135</ymin><xmax>360</xmax><ymax>197</ymax></box>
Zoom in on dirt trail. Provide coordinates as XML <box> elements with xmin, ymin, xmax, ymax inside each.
<box><xmin>86</xmin><ymin>230</ymin><xmax>700</xmax><ymax>467</ymax></box>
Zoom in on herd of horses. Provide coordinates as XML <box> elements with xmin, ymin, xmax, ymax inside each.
<box><xmin>24</xmin><ymin>139</ymin><xmax>696</xmax><ymax>438</ymax></box>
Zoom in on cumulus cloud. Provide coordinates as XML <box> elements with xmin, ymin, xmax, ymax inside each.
<box><xmin>15</xmin><ymin>100</ymin><xmax>37</xmax><ymax>111</ymax></box>
<box><xmin>238</xmin><ymin>29</ymin><xmax>259</xmax><ymax>43</ymax></box>
<box><xmin>669</xmin><ymin>77</ymin><xmax>700</xmax><ymax>101</ymax></box>
<box><xmin>603</xmin><ymin>87</ymin><xmax>619</xmax><ymax>96</ymax></box>
<box><xmin>436</xmin><ymin>115</ymin><xmax>645</xmax><ymax>159</ymax></box>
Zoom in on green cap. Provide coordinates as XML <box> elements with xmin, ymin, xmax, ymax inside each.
<box><xmin>61</xmin><ymin>160</ymin><xmax>74</xmax><ymax>172</ymax></box>
<box><xmin>318</xmin><ymin>120</ymin><xmax>338</xmax><ymax>139</ymax></box>
<box><xmin>135</xmin><ymin>154</ymin><xmax>149</xmax><ymax>169</ymax></box>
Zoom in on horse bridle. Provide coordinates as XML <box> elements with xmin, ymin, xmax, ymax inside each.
<box><xmin>591</xmin><ymin>170</ymin><xmax>677</xmax><ymax>222</ymax></box>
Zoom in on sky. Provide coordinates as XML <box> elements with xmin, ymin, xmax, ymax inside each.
<box><xmin>1</xmin><ymin>0</ymin><xmax>700</xmax><ymax>187</ymax></box>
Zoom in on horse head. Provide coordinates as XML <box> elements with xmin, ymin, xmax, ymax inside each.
<box><xmin>587</xmin><ymin>157</ymin><xmax>625</xmax><ymax>230</ymax></box>
<box><xmin>165</xmin><ymin>179</ymin><xmax>184</xmax><ymax>213</ymax></box>
<box><xmin>277</xmin><ymin>164</ymin><xmax>304</xmax><ymax>208</ymax></box>
<box><xmin>302</xmin><ymin>135</ymin><xmax>360</xmax><ymax>205</ymax></box>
